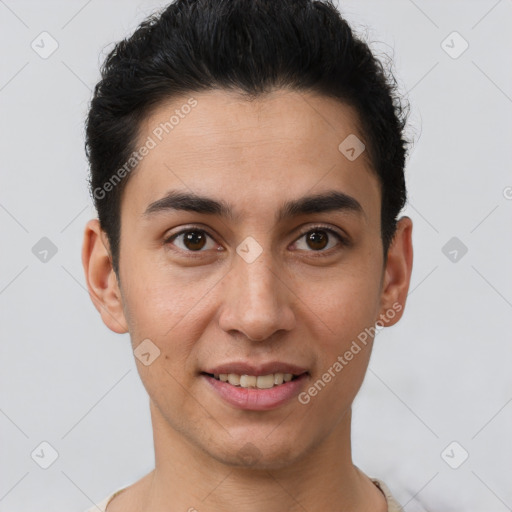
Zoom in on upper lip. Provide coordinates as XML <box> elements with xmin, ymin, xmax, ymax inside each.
<box><xmin>203</xmin><ymin>362</ymin><xmax>309</xmax><ymax>376</ymax></box>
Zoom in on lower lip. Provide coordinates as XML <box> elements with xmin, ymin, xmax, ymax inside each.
<box><xmin>203</xmin><ymin>374</ymin><xmax>308</xmax><ymax>411</ymax></box>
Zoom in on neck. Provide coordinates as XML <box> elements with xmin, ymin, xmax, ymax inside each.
<box><xmin>136</xmin><ymin>401</ymin><xmax>386</xmax><ymax>512</ymax></box>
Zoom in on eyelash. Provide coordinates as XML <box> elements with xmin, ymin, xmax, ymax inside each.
<box><xmin>164</xmin><ymin>224</ymin><xmax>348</xmax><ymax>257</ymax></box>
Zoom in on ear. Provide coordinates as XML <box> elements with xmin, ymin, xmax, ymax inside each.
<box><xmin>378</xmin><ymin>216</ymin><xmax>413</xmax><ymax>326</ymax></box>
<box><xmin>82</xmin><ymin>218</ymin><xmax>128</xmax><ymax>334</ymax></box>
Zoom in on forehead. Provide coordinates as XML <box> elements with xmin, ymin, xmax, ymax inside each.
<box><xmin>122</xmin><ymin>89</ymin><xmax>380</xmax><ymax>226</ymax></box>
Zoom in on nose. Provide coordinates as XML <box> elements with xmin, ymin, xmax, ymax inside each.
<box><xmin>217</xmin><ymin>248</ymin><xmax>296</xmax><ymax>342</ymax></box>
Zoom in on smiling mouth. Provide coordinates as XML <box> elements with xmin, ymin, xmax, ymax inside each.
<box><xmin>202</xmin><ymin>372</ymin><xmax>305</xmax><ymax>389</ymax></box>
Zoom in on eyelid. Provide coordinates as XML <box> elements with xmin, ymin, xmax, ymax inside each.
<box><xmin>164</xmin><ymin>223</ymin><xmax>349</xmax><ymax>254</ymax></box>
<box><xmin>292</xmin><ymin>223</ymin><xmax>349</xmax><ymax>252</ymax></box>
<box><xmin>164</xmin><ymin>224</ymin><xmax>219</xmax><ymax>247</ymax></box>
<box><xmin>295</xmin><ymin>223</ymin><xmax>348</xmax><ymax>241</ymax></box>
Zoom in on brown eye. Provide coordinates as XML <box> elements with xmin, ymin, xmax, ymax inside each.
<box><xmin>293</xmin><ymin>226</ymin><xmax>345</xmax><ymax>253</ymax></box>
<box><xmin>182</xmin><ymin>231</ymin><xmax>207</xmax><ymax>250</ymax></box>
<box><xmin>166</xmin><ymin>229</ymin><xmax>217</xmax><ymax>252</ymax></box>
<box><xmin>305</xmin><ymin>230</ymin><xmax>329</xmax><ymax>250</ymax></box>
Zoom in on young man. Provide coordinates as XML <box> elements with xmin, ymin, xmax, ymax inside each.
<box><xmin>82</xmin><ymin>0</ymin><xmax>413</xmax><ymax>510</ymax></box>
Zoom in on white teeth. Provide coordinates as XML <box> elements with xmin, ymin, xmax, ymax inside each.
<box><xmin>228</xmin><ymin>374</ymin><xmax>241</xmax><ymax>386</ymax></box>
<box><xmin>256</xmin><ymin>374</ymin><xmax>275</xmax><ymax>389</ymax></box>
<box><xmin>213</xmin><ymin>372</ymin><xmax>299</xmax><ymax>388</ymax></box>
<box><xmin>240</xmin><ymin>375</ymin><xmax>257</xmax><ymax>388</ymax></box>
<box><xmin>274</xmin><ymin>373</ymin><xmax>284</xmax><ymax>385</ymax></box>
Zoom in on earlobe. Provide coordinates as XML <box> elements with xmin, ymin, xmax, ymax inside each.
<box><xmin>378</xmin><ymin>216</ymin><xmax>413</xmax><ymax>327</ymax></box>
<box><xmin>82</xmin><ymin>219</ymin><xmax>128</xmax><ymax>334</ymax></box>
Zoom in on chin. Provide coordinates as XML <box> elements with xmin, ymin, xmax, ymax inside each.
<box><xmin>203</xmin><ymin>436</ymin><xmax>305</xmax><ymax>471</ymax></box>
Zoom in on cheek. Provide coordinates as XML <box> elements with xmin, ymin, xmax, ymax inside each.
<box><xmin>119</xmin><ymin>263</ymin><xmax>221</xmax><ymax>408</ymax></box>
<box><xmin>304</xmin><ymin>266</ymin><xmax>381</xmax><ymax>341</ymax></box>
<box><xmin>120</xmin><ymin>254</ymin><xmax>216</xmax><ymax>339</ymax></box>
<box><xmin>299</xmin><ymin>266</ymin><xmax>381</xmax><ymax>394</ymax></box>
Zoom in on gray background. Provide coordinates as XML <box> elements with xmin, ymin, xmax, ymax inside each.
<box><xmin>0</xmin><ymin>0</ymin><xmax>511</xmax><ymax>510</ymax></box>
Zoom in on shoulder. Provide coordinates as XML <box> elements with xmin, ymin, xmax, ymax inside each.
<box><xmin>371</xmin><ymin>478</ymin><xmax>404</xmax><ymax>512</ymax></box>
<box><xmin>82</xmin><ymin>487</ymin><xmax>127</xmax><ymax>512</ymax></box>
<box><xmin>83</xmin><ymin>471</ymin><xmax>153</xmax><ymax>512</ymax></box>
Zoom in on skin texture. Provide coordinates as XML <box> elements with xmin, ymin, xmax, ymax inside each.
<box><xmin>82</xmin><ymin>89</ymin><xmax>413</xmax><ymax>512</ymax></box>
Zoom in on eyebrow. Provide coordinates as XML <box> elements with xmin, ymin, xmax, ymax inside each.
<box><xmin>143</xmin><ymin>189</ymin><xmax>365</xmax><ymax>222</ymax></box>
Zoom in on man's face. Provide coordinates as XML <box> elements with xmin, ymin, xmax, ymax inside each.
<box><xmin>111</xmin><ymin>89</ymin><xmax>395</xmax><ymax>467</ymax></box>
